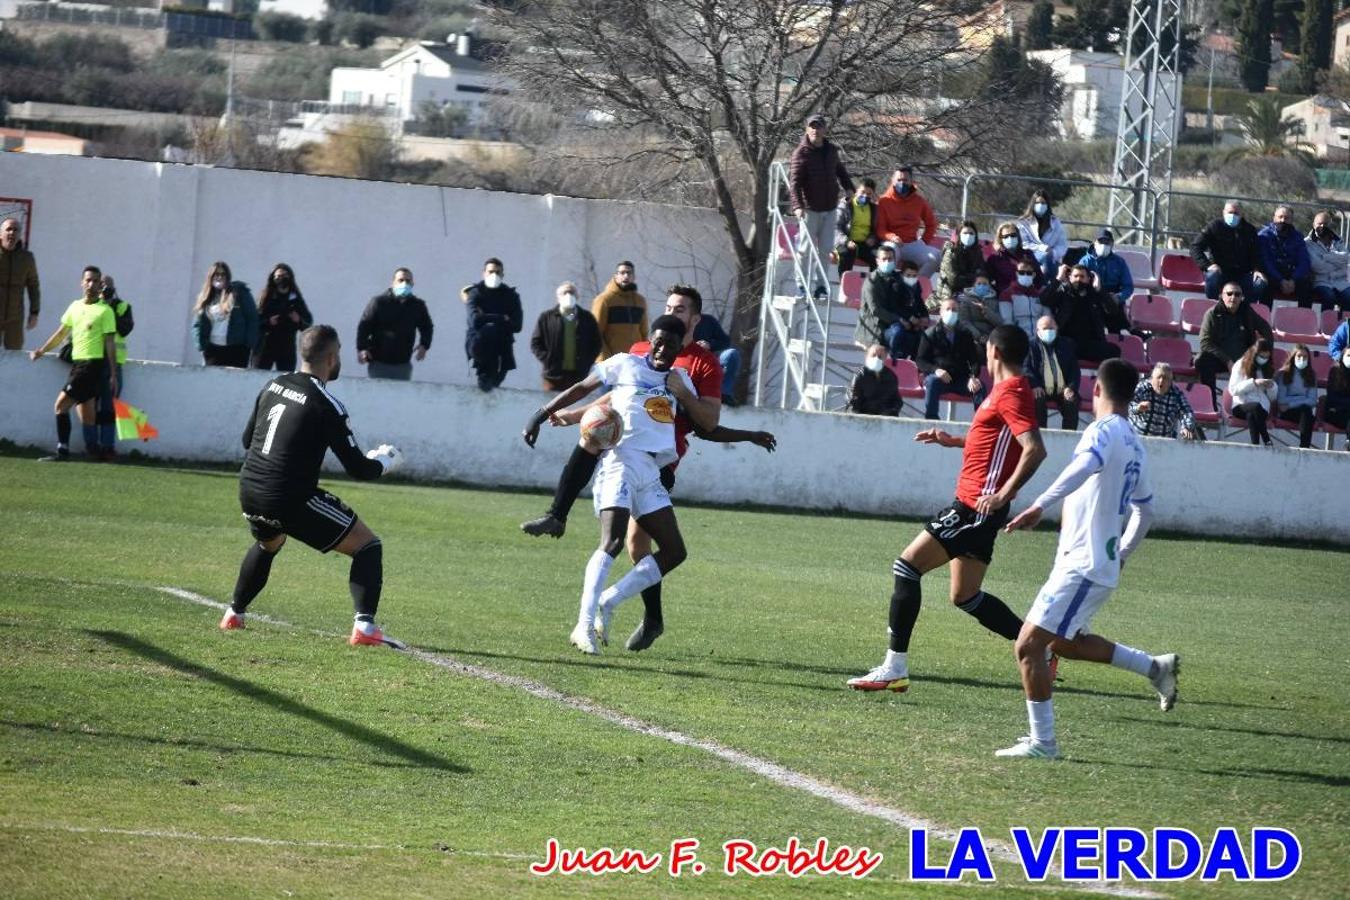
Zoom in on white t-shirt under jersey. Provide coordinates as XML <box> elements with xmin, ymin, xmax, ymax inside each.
<box><xmin>592</xmin><ymin>352</ymin><xmax>696</xmax><ymax>468</ymax></box>
<box><xmin>1051</xmin><ymin>413</ymin><xmax>1153</xmax><ymax>588</ymax></box>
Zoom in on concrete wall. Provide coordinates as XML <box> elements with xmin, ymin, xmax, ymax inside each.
<box><xmin>3</xmin><ymin>354</ymin><xmax>1346</xmax><ymax>545</ymax></box>
<box><xmin>0</xmin><ymin>153</ymin><xmax>740</xmax><ymax>389</ymax></box>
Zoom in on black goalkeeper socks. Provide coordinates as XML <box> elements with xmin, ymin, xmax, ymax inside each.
<box><xmin>232</xmin><ymin>542</ymin><xmax>279</xmax><ymax>613</ymax></box>
<box><xmin>640</xmin><ymin>580</ymin><xmax>664</xmax><ymax>628</ymax></box>
<box><xmin>548</xmin><ymin>443</ymin><xmax>601</xmax><ymax>521</ymax></box>
<box><xmin>349</xmin><ymin>539</ymin><xmax>383</xmax><ymax>618</ymax></box>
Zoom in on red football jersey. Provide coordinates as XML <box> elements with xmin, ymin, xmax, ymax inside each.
<box><xmin>954</xmin><ymin>375</ymin><xmax>1039</xmax><ymax>508</ymax></box>
<box><xmin>627</xmin><ymin>339</ymin><xmax>723</xmax><ymax>461</ymax></box>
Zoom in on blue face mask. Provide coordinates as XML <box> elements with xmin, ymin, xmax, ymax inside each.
<box><xmin>1016</xmin><ymin>273</ymin><xmax>1035</xmax><ymax>288</ymax></box>
<box><xmin>855</xmin><ymin>195</ymin><xmax>870</xmax><ymax>206</ymax></box>
<box><xmin>1224</xmin><ymin>213</ymin><xmax>1240</xmax><ymax>228</ymax></box>
<box><xmin>960</xmin><ymin>232</ymin><xmax>976</xmax><ymax>248</ymax></box>
<box><xmin>393</xmin><ymin>283</ymin><xmax>412</xmax><ymax>298</ymax></box>
<box><xmin>973</xmin><ymin>283</ymin><xmax>993</xmax><ymax>297</ymax></box>
<box><xmin>877</xmin><ymin>260</ymin><xmax>896</xmax><ymax>274</ymax></box>
<box><xmin>1039</xmin><ymin>329</ymin><xmax>1057</xmax><ymax>344</ymax></box>
<box><xmin>1002</xmin><ymin>236</ymin><xmax>1019</xmax><ymax>250</ymax></box>
<box><xmin>896</xmin><ymin>183</ymin><xmax>913</xmax><ymax>196</ymax></box>
<box><xmin>1033</xmin><ymin>203</ymin><xmax>1048</xmax><ymax>217</ymax></box>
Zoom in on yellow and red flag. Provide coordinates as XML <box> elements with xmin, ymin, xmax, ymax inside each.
<box><xmin>114</xmin><ymin>399</ymin><xmax>159</xmax><ymax>441</ymax></box>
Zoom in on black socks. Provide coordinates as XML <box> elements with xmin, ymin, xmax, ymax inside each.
<box><xmin>232</xmin><ymin>542</ymin><xmax>279</xmax><ymax>613</ymax></box>
<box><xmin>548</xmin><ymin>444</ymin><xmax>600</xmax><ymax>521</ymax></box>
<box><xmin>349</xmin><ymin>539</ymin><xmax>383</xmax><ymax>618</ymax></box>
<box><xmin>56</xmin><ymin>412</ymin><xmax>71</xmax><ymax>448</ymax></box>
<box><xmin>640</xmin><ymin>581</ymin><xmax>664</xmax><ymax>627</ymax></box>
<box><xmin>888</xmin><ymin>558</ymin><xmax>922</xmax><ymax>653</ymax></box>
<box><xmin>957</xmin><ymin>590</ymin><xmax>1023</xmax><ymax>641</ymax></box>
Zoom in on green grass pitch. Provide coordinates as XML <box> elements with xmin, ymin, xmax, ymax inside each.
<box><xmin>1</xmin><ymin>456</ymin><xmax>1346</xmax><ymax>898</ymax></box>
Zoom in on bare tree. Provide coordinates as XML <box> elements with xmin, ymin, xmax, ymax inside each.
<box><xmin>491</xmin><ymin>0</ymin><xmax>1015</xmax><ymax>394</ymax></box>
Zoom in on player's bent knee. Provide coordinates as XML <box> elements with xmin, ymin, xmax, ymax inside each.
<box><xmin>335</xmin><ymin>519</ymin><xmax>377</xmax><ymax>556</ymax></box>
<box><xmin>261</xmin><ymin>535</ymin><xmax>287</xmax><ymax>553</ymax></box>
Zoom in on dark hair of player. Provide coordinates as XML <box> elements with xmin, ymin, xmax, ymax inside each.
<box><xmin>1096</xmin><ymin>357</ymin><xmax>1140</xmax><ymax>404</ymax></box>
<box><xmin>650</xmin><ymin>314</ymin><xmax>687</xmax><ymax>341</ymax></box>
<box><xmin>83</xmin><ymin>265</ymin><xmax>102</xmax><ymax>278</ymax></box>
<box><xmin>299</xmin><ymin>324</ymin><xmax>340</xmax><ymax>365</ymax></box>
<box><xmin>618</xmin><ymin>260</ymin><xmax>635</xmax><ymax>271</ymax></box>
<box><xmin>484</xmin><ymin>257</ymin><xmax>504</xmax><ymax>272</ymax></box>
<box><xmin>988</xmin><ymin>323</ymin><xmax>1029</xmax><ymax>367</ymax></box>
<box><xmin>666</xmin><ymin>284</ymin><xmax>702</xmax><ymax>314</ymax></box>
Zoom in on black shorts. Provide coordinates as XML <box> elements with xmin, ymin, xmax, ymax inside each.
<box><xmin>924</xmin><ymin>499</ymin><xmax>1008</xmax><ymax>565</ymax></box>
<box><xmin>241</xmin><ymin>487</ymin><xmax>357</xmax><ymax>553</ymax></box>
<box><xmin>63</xmin><ymin>359</ymin><xmax>107</xmax><ymax>405</ymax></box>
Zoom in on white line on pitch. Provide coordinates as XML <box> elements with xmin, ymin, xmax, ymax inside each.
<box><xmin>155</xmin><ymin>586</ymin><xmax>1162</xmax><ymax>899</ymax></box>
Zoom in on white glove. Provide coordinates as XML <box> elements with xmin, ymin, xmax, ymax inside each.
<box><xmin>365</xmin><ymin>443</ymin><xmax>403</xmax><ymax>474</ymax></box>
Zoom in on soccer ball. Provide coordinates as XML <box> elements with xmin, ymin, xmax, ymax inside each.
<box><xmin>580</xmin><ymin>404</ymin><xmax>623</xmax><ymax>450</ymax></box>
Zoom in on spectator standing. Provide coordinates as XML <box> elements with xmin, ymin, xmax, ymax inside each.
<box><xmin>845</xmin><ymin>344</ymin><xmax>901</xmax><ymax>417</ymax></box>
<box><xmin>1305</xmin><ymin>210</ymin><xmax>1350</xmax><ymax>311</ymax></box>
<box><xmin>1325</xmin><ymin>348</ymin><xmax>1350</xmax><ymax>446</ymax></box>
<box><xmin>1195</xmin><ymin>281</ymin><xmax>1272</xmax><ymax>399</ymax></box>
<box><xmin>1191</xmin><ymin>200</ymin><xmax>1267</xmax><ymax>303</ymax></box>
<box><xmin>1129</xmin><ymin>362</ymin><xmax>1200</xmax><ymax>440</ymax></box>
<box><xmin>356</xmin><ymin>267</ymin><xmax>433</xmax><ymax>381</ymax></box>
<box><xmin>192</xmin><ymin>261</ymin><xmax>258</xmax><ymax>368</ymax></box>
<box><xmin>591</xmin><ymin>260</ymin><xmax>648</xmax><ymax>360</ymax></box>
<box><xmin>253</xmin><ymin>263</ymin><xmax>313</xmax><ymax>371</ymax></box>
<box><xmin>692</xmin><ymin>311</ymin><xmax>741</xmax><ymax>405</ymax></box>
<box><xmin>1015</xmin><ymin>190</ymin><xmax>1068</xmax><ymax>279</ymax></box>
<box><xmin>1078</xmin><ymin>229</ymin><xmax>1134</xmax><ymax>311</ymax></box>
<box><xmin>1001</xmin><ymin>259</ymin><xmax>1046</xmax><ymax>338</ymax></box>
<box><xmin>874</xmin><ymin>166</ymin><xmax>940</xmax><ymax>277</ymax></box>
<box><xmin>955</xmin><ymin>272</ymin><xmax>1003</xmax><ymax>344</ymax></box>
<box><xmin>0</xmin><ymin>217</ymin><xmax>39</xmax><ymax>350</ymax></box>
<box><xmin>28</xmin><ymin>265</ymin><xmax>116</xmax><ymax>461</ymax></box>
<box><xmin>1024</xmin><ymin>314</ymin><xmax>1080</xmax><ymax>431</ymax></box>
<box><xmin>986</xmin><ymin>222</ymin><xmax>1041</xmax><ymax>296</ymax></box>
<box><xmin>531</xmin><ymin>282</ymin><xmax>601</xmax><ymax>391</ymax></box>
<box><xmin>915</xmin><ymin>297</ymin><xmax>985</xmax><ymax>419</ymax></box>
<box><xmin>936</xmin><ymin>220</ymin><xmax>985</xmax><ymax>303</ymax></box>
<box><xmin>1257</xmin><ymin>206</ymin><xmax>1314</xmax><ymax>308</ymax></box>
<box><xmin>1039</xmin><ymin>265</ymin><xmax>1122</xmax><ymax>365</ymax></box>
<box><xmin>94</xmin><ymin>274</ymin><xmax>133</xmax><ymax>461</ymax></box>
<box><xmin>1228</xmin><ymin>338</ymin><xmax>1278</xmax><ymax>446</ymax></box>
<box><xmin>1275</xmin><ymin>344</ymin><xmax>1319</xmax><ymax>449</ymax></box>
<box><xmin>464</xmin><ymin>257</ymin><xmax>523</xmax><ymax>391</ymax></box>
<box><xmin>834</xmin><ymin>179</ymin><xmax>879</xmax><ymax>275</ymax></box>
<box><xmin>789</xmin><ymin>114</ymin><xmax>853</xmax><ymax>299</ymax></box>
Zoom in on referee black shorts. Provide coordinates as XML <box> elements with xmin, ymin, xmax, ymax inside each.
<box><xmin>62</xmin><ymin>359</ymin><xmax>107</xmax><ymax>405</ymax></box>
<box><xmin>924</xmin><ymin>499</ymin><xmax>1008</xmax><ymax>566</ymax></box>
<box><xmin>241</xmin><ymin>487</ymin><xmax>358</xmax><ymax>553</ymax></box>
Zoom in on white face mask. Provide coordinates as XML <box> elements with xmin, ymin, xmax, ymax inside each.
<box><xmin>1038</xmin><ymin>328</ymin><xmax>1056</xmax><ymax>344</ymax></box>
<box><xmin>212</xmin><ymin>278</ymin><xmax>225</xmax><ymax>291</ymax></box>
<box><xmin>902</xmin><ymin>275</ymin><xmax>919</xmax><ymax>288</ymax></box>
<box><xmin>864</xmin><ymin>355</ymin><xmax>884</xmax><ymax>374</ymax></box>
<box><xmin>1256</xmin><ymin>354</ymin><xmax>1270</xmax><ymax>365</ymax></box>
<box><xmin>558</xmin><ymin>292</ymin><xmax>577</xmax><ymax>311</ymax></box>
<box><xmin>1033</xmin><ymin>203</ymin><xmax>1048</xmax><ymax>217</ymax></box>
<box><xmin>484</xmin><ymin>273</ymin><xmax>502</xmax><ymax>289</ymax></box>
<box><xmin>941</xmin><ymin>310</ymin><xmax>959</xmax><ymax>327</ymax></box>
<box><xmin>1016</xmin><ymin>273</ymin><xmax>1035</xmax><ymax>288</ymax></box>
<box><xmin>1294</xmin><ymin>356</ymin><xmax>1309</xmax><ymax>370</ymax></box>
<box><xmin>960</xmin><ymin>232</ymin><xmax>976</xmax><ymax>248</ymax></box>
<box><xmin>1095</xmin><ymin>243</ymin><xmax>1112</xmax><ymax>257</ymax></box>
<box><xmin>1343</xmin><ymin>353</ymin><xmax>1350</xmax><ymax>368</ymax></box>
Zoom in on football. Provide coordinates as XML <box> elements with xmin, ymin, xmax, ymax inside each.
<box><xmin>580</xmin><ymin>404</ymin><xmax>623</xmax><ymax>450</ymax></box>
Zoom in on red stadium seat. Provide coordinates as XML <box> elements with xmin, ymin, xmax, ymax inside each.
<box><xmin>1106</xmin><ymin>333</ymin><xmax>1147</xmax><ymax>367</ymax></box>
<box><xmin>1078</xmin><ymin>373</ymin><xmax>1095</xmax><ymax>413</ymax></box>
<box><xmin>1272</xmin><ymin>306</ymin><xmax>1324</xmax><ymax>345</ymax></box>
<box><xmin>1183</xmin><ymin>382</ymin><xmax>1221</xmax><ymax>429</ymax></box>
<box><xmin>980</xmin><ymin>239</ymin><xmax>995</xmax><ymax>260</ymax></box>
<box><xmin>1319</xmin><ymin>307</ymin><xmax>1345</xmax><ymax>338</ymax></box>
<box><xmin>1180</xmin><ymin>297</ymin><xmax>1217</xmax><ymax>335</ymax></box>
<box><xmin>1159</xmin><ymin>254</ymin><xmax>1205</xmax><ymax>293</ymax></box>
<box><xmin>1250</xmin><ymin>302</ymin><xmax>1272</xmax><ymax>326</ymax></box>
<box><xmin>1127</xmin><ymin>294</ymin><xmax>1180</xmax><ymax>335</ymax></box>
<box><xmin>885</xmin><ymin>358</ymin><xmax>927</xmax><ymax>417</ymax></box>
<box><xmin>776</xmin><ymin>220</ymin><xmax>799</xmax><ymax>261</ymax></box>
<box><xmin>1316</xmin><ymin>397</ymin><xmax>1346</xmax><ymax>448</ymax></box>
<box><xmin>1116</xmin><ymin>247</ymin><xmax>1157</xmax><ymax>290</ymax></box>
<box><xmin>839</xmin><ymin>270</ymin><xmax>864</xmax><ymax>309</ymax></box>
<box><xmin>1147</xmin><ymin>336</ymin><xmax>1196</xmax><ymax>377</ymax></box>
<box><xmin>1271</xmin><ymin>347</ymin><xmax>1289</xmax><ymax>371</ymax></box>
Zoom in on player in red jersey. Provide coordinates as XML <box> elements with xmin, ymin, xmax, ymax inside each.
<box><xmin>521</xmin><ymin>285</ymin><xmax>775</xmax><ymax>650</ymax></box>
<box><xmin>848</xmin><ymin>324</ymin><xmax>1047</xmax><ymax>693</ymax></box>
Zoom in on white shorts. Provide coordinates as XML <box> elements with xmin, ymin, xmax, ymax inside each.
<box><xmin>1025</xmin><ymin>568</ymin><xmax>1115</xmax><ymax>640</ymax></box>
<box><xmin>592</xmin><ymin>446</ymin><xmax>672</xmax><ymax>519</ymax></box>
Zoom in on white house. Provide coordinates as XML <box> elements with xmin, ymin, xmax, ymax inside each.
<box><xmin>256</xmin><ymin>0</ymin><xmax>328</xmax><ymax>20</ymax></box>
<box><xmin>1028</xmin><ymin>48</ymin><xmax>1182</xmax><ymax>142</ymax></box>
<box><xmin>1282</xmin><ymin>94</ymin><xmax>1350</xmax><ymax>163</ymax></box>
<box><xmin>327</xmin><ymin>34</ymin><xmax>506</xmax><ymax>124</ymax></box>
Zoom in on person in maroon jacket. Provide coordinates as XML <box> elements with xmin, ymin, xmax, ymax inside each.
<box><xmin>789</xmin><ymin>114</ymin><xmax>853</xmax><ymax>301</ymax></box>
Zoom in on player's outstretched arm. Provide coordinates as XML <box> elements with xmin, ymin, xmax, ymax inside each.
<box><xmin>914</xmin><ymin>427</ymin><xmax>964</xmax><ymax>448</ymax></box>
<box><xmin>693</xmin><ymin>425</ymin><xmax>776</xmax><ymax>452</ymax></box>
<box><xmin>523</xmin><ymin>373</ymin><xmax>602</xmax><ymax>447</ymax></box>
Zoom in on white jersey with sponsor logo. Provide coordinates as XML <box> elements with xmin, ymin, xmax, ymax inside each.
<box><xmin>592</xmin><ymin>352</ymin><xmax>695</xmax><ymax>468</ymax></box>
<box><xmin>1053</xmin><ymin>414</ymin><xmax>1153</xmax><ymax>588</ymax></box>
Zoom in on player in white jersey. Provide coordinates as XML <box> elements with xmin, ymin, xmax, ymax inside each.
<box><xmin>996</xmin><ymin>359</ymin><xmax>1179</xmax><ymax>759</ymax></box>
<box><xmin>523</xmin><ymin>315</ymin><xmax>697</xmax><ymax>654</ymax></box>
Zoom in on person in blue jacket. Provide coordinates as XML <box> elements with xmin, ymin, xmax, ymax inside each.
<box><xmin>1257</xmin><ymin>207</ymin><xmax>1314</xmax><ymax>308</ymax></box>
<box><xmin>1078</xmin><ymin>229</ymin><xmax>1134</xmax><ymax>312</ymax></box>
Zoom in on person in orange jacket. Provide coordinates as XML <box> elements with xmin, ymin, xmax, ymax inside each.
<box><xmin>874</xmin><ymin>166</ymin><xmax>941</xmax><ymax>278</ymax></box>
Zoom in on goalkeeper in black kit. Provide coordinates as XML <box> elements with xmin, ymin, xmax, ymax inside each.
<box><xmin>224</xmin><ymin>324</ymin><xmax>404</xmax><ymax>646</ymax></box>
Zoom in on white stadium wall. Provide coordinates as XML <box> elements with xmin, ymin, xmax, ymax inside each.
<box><xmin>0</xmin><ymin>153</ymin><xmax>740</xmax><ymax>388</ymax></box>
<box><xmin>2</xmin><ymin>355</ymin><xmax>1346</xmax><ymax>546</ymax></box>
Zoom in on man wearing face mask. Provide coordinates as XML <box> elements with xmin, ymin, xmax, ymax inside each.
<box><xmin>915</xmin><ymin>297</ymin><xmax>985</xmax><ymax>419</ymax></box>
<box><xmin>1305</xmin><ymin>210</ymin><xmax>1350</xmax><ymax>311</ymax></box>
<box><xmin>0</xmin><ymin>217</ymin><xmax>40</xmax><ymax>350</ymax></box>
<box><xmin>1077</xmin><ymin>229</ymin><xmax>1133</xmax><ymax>310</ymax></box>
<box><xmin>356</xmin><ymin>267</ymin><xmax>433</xmax><ymax>381</ymax></box>
<box><xmin>1257</xmin><ymin>206</ymin><xmax>1314</xmax><ymax>308</ymax></box>
<box><xmin>834</xmin><ymin>179</ymin><xmax>879</xmax><ymax>275</ymax></box>
<box><xmin>465</xmin><ymin>257</ymin><xmax>523</xmax><ymax>391</ymax></box>
<box><xmin>874</xmin><ymin>165</ymin><xmax>941</xmax><ymax>278</ymax></box>
<box><xmin>846</xmin><ymin>344</ymin><xmax>901</xmax><ymax>416</ymax></box>
<box><xmin>1039</xmin><ymin>265</ymin><xmax>1122</xmax><ymax>365</ymax></box>
<box><xmin>789</xmin><ymin>114</ymin><xmax>854</xmax><ymax>299</ymax></box>
<box><xmin>531</xmin><ymin>281</ymin><xmax>602</xmax><ymax>391</ymax></box>
<box><xmin>854</xmin><ymin>244</ymin><xmax>914</xmax><ymax>358</ymax></box>
<box><xmin>1023</xmin><ymin>314</ymin><xmax>1080</xmax><ymax>431</ymax></box>
<box><xmin>592</xmin><ymin>261</ymin><xmax>648</xmax><ymax>360</ymax></box>
<box><xmin>1191</xmin><ymin>200</ymin><xmax>1267</xmax><ymax>303</ymax></box>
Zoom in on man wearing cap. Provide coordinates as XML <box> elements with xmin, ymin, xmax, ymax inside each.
<box><xmin>1077</xmin><ymin>229</ymin><xmax>1134</xmax><ymax>312</ymax></box>
<box><xmin>789</xmin><ymin>114</ymin><xmax>854</xmax><ymax>300</ymax></box>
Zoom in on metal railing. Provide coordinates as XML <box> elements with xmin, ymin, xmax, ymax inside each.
<box><xmin>16</xmin><ymin>1</ymin><xmax>164</xmax><ymax>29</ymax></box>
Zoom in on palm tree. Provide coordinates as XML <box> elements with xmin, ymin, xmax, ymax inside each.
<box><xmin>1227</xmin><ymin>98</ymin><xmax>1317</xmax><ymax>164</ymax></box>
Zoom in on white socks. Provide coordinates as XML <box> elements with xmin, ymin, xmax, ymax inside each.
<box><xmin>883</xmin><ymin>650</ymin><xmax>907</xmax><ymax>674</ymax></box>
<box><xmin>597</xmin><ymin>556</ymin><xmax>662</xmax><ymax>612</ymax></box>
<box><xmin>1027</xmin><ymin>699</ymin><xmax>1056</xmax><ymax>745</ymax></box>
<box><xmin>1110</xmin><ymin>643</ymin><xmax>1155</xmax><ymax>677</ymax></box>
<box><xmin>579</xmin><ymin>549</ymin><xmax>615</xmax><ymax>628</ymax></box>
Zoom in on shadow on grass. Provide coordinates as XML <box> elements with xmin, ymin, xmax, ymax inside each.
<box><xmin>88</xmin><ymin>630</ymin><xmax>468</xmax><ymax>774</ymax></box>
<box><xmin>1110</xmin><ymin>715</ymin><xmax>1350</xmax><ymax>746</ymax></box>
<box><xmin>1068</xmin><ymin>755</ymin><xmax>1350</xmax><ymax>788</ymax></box>
<box><xmin>0</xmin><ymin>719</ymin><xmax>449</xmax><ymax>772</ymax></box>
